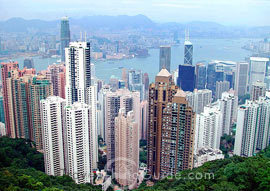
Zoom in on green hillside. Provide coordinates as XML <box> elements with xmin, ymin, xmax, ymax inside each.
<box><xmin>136</xmin><ymin>148</ymin><xmax>270</xmax><ymax>191</ymax></box>
<box><xmin>0</xmin><ymin>137</ymin><xmax>101</xmax><ymax>191</ymax></box>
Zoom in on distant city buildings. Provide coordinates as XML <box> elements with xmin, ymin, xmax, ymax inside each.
<box><xmin>60</xmin><ymin>17</ymin><xmax>70</xmax><ymax>62</ymax></box>
<box><xmin>251</xmin><ymin>81</ymin><xmax>266</xmax><ymax>101</ymax></box>
<box><xmin>216</xmin><ymin>81</ymin><xmax>230</xmax><ymax>100</ymax></box>
<box><xmin>159</xmin><ymin>46</ymin><xmax>171</xmax><ymax>72</ymax></box>
<box><xmin>196</xmin><ymin>63</ymin><xmax>207</xmax><ymax>89</ymax></box>
<box><xmin>235</xmin><ymin>62</ymin><xmax>249</xmax><ymax>96</ymax></box>
<box><xmin>23</xmin><ymin>58</ymin><xmax>34</xmax><ymax>69</ymax></box>
<box><xmin>177</xmin><ymin>64</ymin><xmax>195</xmax><ymax>92</ymax></box>
<box><xmin>186</xmin><ymin>89</ymin><xmax>212</xmax><ymax>114</ymax></box>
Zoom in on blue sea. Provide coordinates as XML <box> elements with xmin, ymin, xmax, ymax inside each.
<box><xmin>2</xmin><ymin>38</ymin><xmax>254</xmax><ymax>83</ymax></box>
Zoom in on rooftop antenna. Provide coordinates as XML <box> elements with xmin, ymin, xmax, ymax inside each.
<box><xmin>84</xmin><ymin>31</ymin><xmax>87</xmax><ymax>42</ymax></box>
<box><xmin>185</xmin><ymin>28</ymin><xmax>189</xmax><ymax>41</ymax></box>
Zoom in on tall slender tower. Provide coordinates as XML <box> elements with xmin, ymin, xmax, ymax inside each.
<box><xmin>40</xmin><ymin>96</ymin><xmax>66</xmax><ymax>176</ymax></box>
<box><xmin>65</xmin><ymin>41</ymin><xmax>91</xmax><ymax>105</ymax></box>
<box><xmin>115</xmin><ymin>109</ymin><xmax>139</xmax><ymax>189</ymax></box>
<box><xmin>60</xmin><ymin>17</ymin><xmax>70</xmax><ymax>62</ymax></box>
<box><xmin>147</xmin><ymin>68</ymin><xmax>178</xmax><ymax>179</ymax></box>
<box><xmin>235</xmin><ymin>62</ymin><xmax>249</xmax><ymax>96</ymax></box>
<box><xmin>159</xmin><ymin>46</ymin><xmax>171</xmax><ymax>72</ymax></box>
<box><xmin>184</xmin><ymin>30</ymin><xmax>193</xmax><ymax>65</ymax></box>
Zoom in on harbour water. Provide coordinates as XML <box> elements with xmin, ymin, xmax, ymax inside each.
<box><xmin>1</xmin><ymin>38</ymin><xmax>254</xmax><ymax>83</ymax></box>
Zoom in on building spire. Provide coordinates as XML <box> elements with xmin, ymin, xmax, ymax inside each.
<box><xmin>185</xmin><ymin>28</ymin><xmax>189</xmax><ymax>41</ymax></box>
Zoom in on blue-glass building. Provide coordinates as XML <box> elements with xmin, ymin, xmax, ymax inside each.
<box><xmin>177</xmin><ymin>64</ymin><xmax>195</xmax><ymax>92</ymax></box>
<box><xmin>196</xmin><ymin>63</ymin><xmax>207</xmax><ymax>89</ymax></box>
<box><xmin>60</xmin><ymin>17</ymin><xmax>70</xmax><ymax>62</ymax></box>
<box><xmin>0</xmin><ymin>96</ymin><xmax>5</xmax><ymax>123</ymax></box>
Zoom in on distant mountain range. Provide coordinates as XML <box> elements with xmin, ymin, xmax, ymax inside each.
<box><xmin>0</xmin><ymin>15</ymin><xmax>269</xmax><ymax>38</ymax></box>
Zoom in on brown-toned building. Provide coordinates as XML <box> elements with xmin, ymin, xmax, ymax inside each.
<box><xmin>147</xmin><ymin>69</ymin><xmax>195</xmax><ymax>179</ymax></box>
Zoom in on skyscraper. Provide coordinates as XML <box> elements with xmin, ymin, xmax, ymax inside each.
<box><xmin>23</xmin><ymin>58</ymin><xmax>34</xmax><ymax>69</ymax></box>
<box><xmin>40</xmin><ymin>96</ymin><xmax>66</xmax><ymax>176</ymax></box>
<box><xmin>216</xmin><ymin>81</ymin><xmax>230</xmax><ymax>100</ymax></box>
<box><xmin>60</xmin><ymin>17</ymin><xmax>70</xmax><ymax>62</ymax></box>
<box><xmin>184</xmin><ymin>31</ymin><xmax>193</xmax><ymax>65</ymax></box>
<box><xmin>1</xmin><ymin>61</ymin><xmax>19</xmax><ymax>137</ymax></box>
<box><xmin>235</xmin><ymin>62</ymin><xmax>249</xmax><ymax>96</ymax></box>
<box><xmin>195</xmin><ymin>105</ymin><xmax>222</xmax><ymax>153</ymax></box>
<box><xmin>234</xmin><ymin>97</ymin><xmax>270</xmax><ymax>157</ymax></box>
<box><xmin>249</xmin><ymin>57</ymin><xmax>269</xmax><ymax>90</ymax></box>
<box><xmin>128</xmin><ymin>69</ymin><xmax>144</xmax><ymax>100</ymax></box>
<box><xmin>177</xmin><ymin>64</ymin><xmax>195</xmax><ymax>92</ymax></box>
<box><xmin>140</xmin><ymin>100</ymin><xmax>148</xmax><ymax>140</ymax></box>
<box><xmin>185</xmin><ymin>89</ymin><xmax>212</xmax><ymax>114</ymax></box>
<box><xmin>29</xmin><ymin>76</ymin><xmax>53</xmax><ymax>151</ymax></box>
<box><xmin>65</xmin><ymin>42</ymin><xmax>91</xmax><ymax>105</ymax></box>
<box><xmin>218</xmin><ymin>91</ymin><xmax>238</xmax><ymax>136</ymax></box>
<box><xmin>105</xmin><ymin>89</ymin><xmax>140</xmax><ymax>172</ymax></box>
<box><xmin>115</xmin><ymin>109</ymin><xmax>139</xmax><ymax>189</ymax></box>
<box><xmin>195</xmin><ymin>63</ymin><xmax>207</xmax><ymax>89</ymax></box>
<box><xmin>160</xmin><ymin>90</ymin><xmax>195</xmax><ymax>178</ymax></box>
<box><xmin>251</xmin><ymin>81</ymin><xmax>266</xmax><ymax>101</ymax></box>
<box><xmin>48</xmin><ymin>64</ymin><xmax>66</xmax><ymax>99</ymax></box>
<box><xmin>207</xmin><ymin>62</ymin><xmax>217</xmax><ymax>94</ymax></box>
<box><xmin>159</xmin><ymin>46</ymin><xmax>171</xmax><ymax>72</ymax></box>
<box><xmin>65</xmin><ymin>102</ymin><xmax>96</xmax><ymax>184</ymax></box>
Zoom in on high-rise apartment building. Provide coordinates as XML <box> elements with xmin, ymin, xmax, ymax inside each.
<box><xmin>249</xmin><ymin>57</ymin><xmax>269</xmax><ymax>90</ymax></box>
<box><xmin>195</xmin><ymin>63</ymin><xmax>207</xmax><ymax>89</ymax></box>
<box><xmin>29</xmin><ymin>76</ymin><xmax>53</xmax><ymax>151</ymax></box>
<box><xmin>218</xmin><ymin>91</ymin><xmax>238</xmax><ymax>136</ymax></box>
<box><xmin>186</xmin><ymin>89</ymin><xmax>212</xmax><ymax>114</ymax></box>
<box><xmin>0</xmin><ymin>96</ymin><xmax>5</xmax><ymax>123</ymax></box>
<box><xmin>60</xmin><ymin>17</ymin><xmax>70</xmax><ymax>62</ymax></box>
<box><xmin>160</xmin><ymin>90</ymin><xmax>195</xmax><ymax>178</ymax></box>
<box><xmin>40</xmin><ymin>96</ymin><xmax>66</xmax><ymax>176</ymax></box>
<box><xmin>65</xmin><ymin>42</ymin><xmax>91</xmax><ymax>105</ymax></box>
<box><xmin>48</xmin><ymin>64</ymin><xmax>66</xmax><ymax>99</ymax></box>
<box><xmin>251</xmin><ymin>81</ymin><xmax>266</xmax><ymax>101</ymax></box>
<box><xmin>65</xmin><ymin>102</ymin><xmax>97</xmax><ymax>184</ymax></box>
<box><xmin>105</xmin><ymin>89</ymin><xmax>140</xmax><ymax>172</ymax></box>
<box><xmin>216</xmin><ymin>81</ymin><xmax>230</xmax><ymax>100</ymax></box>
<box><xmin>234</xmin><ymin>97</ymin><xmax>270</xmax><ymax>157</ymax></box>
<box><xmin>1</xmin><ymin>61</ymin><xmax>19</xmax><ymax>137</ymax></box>
<box><xmin>195</xmin><ymin>105</ymin><xmax>222</xmax><ymax>153</ymax></box>
<box><xmin>128</xmin><ymin>69</ymin><xmax>144</xmax><ymax>101</ymax></box>
<box><xmin>235</xmin><ymin>62</ymin><xmax>249</xmax><ymax>96</ymax></box>
<box><xmin>159</xmin><ymin>46</ymin><xmax>171</xmax><ymax>72</ymax></box>
<box><xmin>140</xmin><ymin>100</ymin><xmax>148</xmax><ymax>140</ymax></box>
<box><xmin>177</xmin><ymin>64</ymin><xmax>195</xmax><ymax>92</ymax></box>
<box><xmin>115</xmin><ymin>109</ymin><xmax>139</xmax><ymax>189</ymax></box>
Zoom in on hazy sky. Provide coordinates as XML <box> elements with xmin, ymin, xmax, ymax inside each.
<box><xmin>0</xmin><ymin>0</ymin><xmax>269</xmax><ymax>26</ymax></box>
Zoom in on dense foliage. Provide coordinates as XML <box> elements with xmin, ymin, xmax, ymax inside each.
<box><xmin>136</xmin><ymin>147</ymin><xmax>270</xmax><ymax>191</ymax></box>
<box><xmin>0</xmin><ymin>137</ymin><xmax>101</xmax><ymax>191</ymax></box>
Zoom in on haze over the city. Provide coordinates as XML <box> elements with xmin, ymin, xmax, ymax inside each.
<box><xmin>0</xmin><ymin>0</ymin><xmax>269</xmax><ymax>26</ymax></box>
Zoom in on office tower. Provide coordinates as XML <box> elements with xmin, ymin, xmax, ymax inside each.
<box><xmin>195</xmin><ymin>105</ymin><xmax>222</xmax><ymax>153</ymax></box>
<box><xmin>122</xmin><ymin>68</ymin><xmax>128</xmax><ymax>88</ymax></box>
<box><xmin>140</xmin><ymin>100</ymin><xmax>148</xmax><ymax>140</ymax></box>
<box><xmin>115</xmin><ymin>109</ymin><xmax>139</xmax><ymax>189</ymax></box>
<box><xmin>65</xmin><ymin>102</ymin><xmax>96</xmax><ymax>184</ymax></box>
<box><xmin>159</xmin><ymin>46</ymin><xmax>171</xmax><ymax>72</ymax></box>
<box><xmin>65</xmin><ymin>42</ymin><xmax>91</xmax><ymax>105</ymax></box>
<box><xmin>40</xmin><ymin>96</ymin><xmax>66</xmax><ymax>176</ymax></box>
<box><xmin>207</xmin><ymin>62</ymin><xmax>217</xmax><ymax>94</ymax></box>
<box><xmin>235</xmin><ymin>62</ymin><xmax>249</xmax><ymax>96</ymax></box>
<box><xmin>249</xmin><ymin>57</ymin><xmax>269</xmax><ymax>90</ymax></box>
<box><xmin>128</xmin><ymin>69</ymin><xmax>144</xmax><ymax>101</ymax></box>
<box><xmin>23</xmin><ymin>58</ymin><xmax>34</xmax><ymax>69</ymax></box>
<box><xmin>48</xmin><ymin>64</ymin><xmax>66</xmax><ymax>99</ymax></box>
<box><xmin>177</xmin><ymin>64</ymin><xmax>195</xmax><ymax>92</ymax></box>
<box><xmin>216</xmin><ymin>81</ymin><xmax>230</xmax><ymax>99</ymax></box>
<box><xmin>143</xmin><ymin>73</ymin><xmax>149</xmax><ymax>100</ymax></box>
<box><xmin>196</xmin><ymin>63</ymin><xmax>207</xmax><ymax>89</ymax></box>
<box><xmin>218</xmin><ymin>91</ymin><xmax>238</xmax><ymax>136</ymax></box>
<box><xmin>109</xmin><ymin>75</ymin><xmax>119</xmax><ymax>92</ymax></box>
<box><xmin>0</xmin><ymin>96</ymin><xmax>5</xmax><ymax>123</ymax></box>
<box><xmin>251</xmin><ymin>81</ymin><xmax>266</xmax><ymax>101</ymax></box>
<box><xmin>215</xmin><ymin>70</ymin><xmax>224</xmax><ymax>82</ymax></box>
<box><xmin>186</xmin><ymin>89</ymin><xmax>212</xmax><ymax>114</ymax></box>
<box><xmin>193</xmin><ymin>148</ymin><xmax>224</xmax><ymax>168</ymax></box>
<box><xmin>160</xmin><ymin>89</ymin><xmax>195</xmax><ymax>178</ymax></box>
<box><xmin>90</xmin><ymin>63</ymin><xmax>96</xmax><ymax>85</ymax></box>
<box><xmin>105</xmin><ymin>89</ymin><xmax>140</xmax><ymax>172</ymax></box>
<box><xmin>225</xmin><ymin>72</ymin><xmax>234</xmax><ymax>89</ymax></box>
<box><xmin>184</xmin><ymin>31</ymin><xmax>193</xmax><ymax>65</ymax></box>
<box><xmin>1</xmin><ymin>61</ymin><xmax>19</xmax><ymax>137</ymax></box>
<box><xmin>29</xmin><ymin>76</ymin><xmax>53</xmax><ymax>151</ymax></box>
<box><xmin>60</xmin><ymin>17</ymin><xmax>70</xmax><ymax>62</ymax></box>
<box><xmin>147</xmin><ymin>69</ymin><xmax>178</xmax><ymax>179</ymax></box>
<box><xmin>234</xmin><ymin>97</ymin><xmax>270</xmax><ymax>157</ymax></box>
